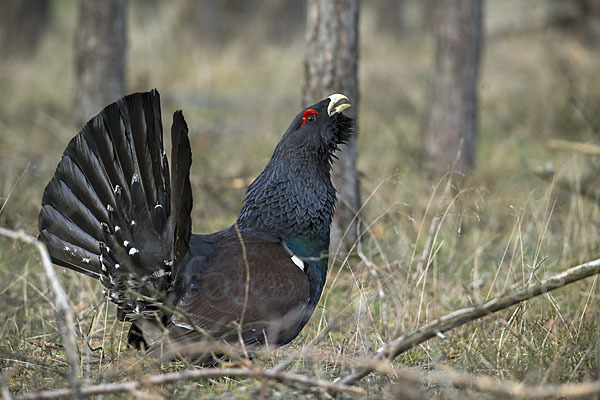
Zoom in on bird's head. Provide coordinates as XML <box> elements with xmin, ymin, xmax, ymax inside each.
<box><xmin>273</xmin><ymin>94</ymin><xmax>354</xmax><ymax>165</ymax></box>
<box><xmin>237</xmin><ymin>94</ymin><xmax>354</xmax><ymax>238</ymax></box>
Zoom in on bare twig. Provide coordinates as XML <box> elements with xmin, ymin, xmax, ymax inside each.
<box><xmin>340</xmin><ymin>257</ymin><xmax>600</xmax><ymax>385</ymax></box>
<box><xmin>533</xmin><ymin>166</ymin><xmax>600</xmax><ymax>202</ymax></box>
<box><xmin>398</xmin><ymin>367</ymin><xmax>600</xmax><ymax>399</ymax></box>
<box><xmin>547</xmin><ymin>139</ymin><xmax>600</xmax><ymax>155</ymax></box>
<box><xmin>14</xmin><ymin>367</ymin><xmax>365</xmax><ymax>399</ymax></box>
<box><xmin>0</xmin><ymin>228</ymin><xmax>81</xmax><ymax>399</ymax></box>
<box><xmin>0</xmin><ymin>163</ymin><xmax>30</xmax><ymax>216</ymax></box>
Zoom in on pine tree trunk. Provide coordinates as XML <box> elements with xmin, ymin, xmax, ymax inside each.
<box><xmin>376</xmin><ymin>0</ymin><xmax>405</xmax><ymax>34</ymax></box>
<box><xmin>548</xmin><ymin>0</ymin><xmax>600</xmax><ymax>46</ymax></box>
<box><xmin>422</xmin><ymin>0</ymin><xmax>483</xmax><ymax>176</ymax></box>
<box><xmin>0</xmin><ymin>0</ymin><xmax>50</xmax><ymax>58</ymax></box>
<box><xmin>74</xmin><ymin>0</ymin><xmax>127</xmax><ymax>125</ymax></box>
<box><xmin>303</xmin><ymin>0</ymin><xmax>360</xmax><ymax>252</ymax></box>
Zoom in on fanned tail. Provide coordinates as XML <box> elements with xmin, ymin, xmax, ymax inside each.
<box><xmin>38</xmin><ymin>89</ymin><xmax>193</xmax><ymax>322</ymax></box>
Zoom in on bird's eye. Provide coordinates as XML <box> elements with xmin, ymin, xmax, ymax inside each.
<box><xmin>301</xmin><ymin>109</ymin><xmax>318</xmax><ymax>127</ymax></box>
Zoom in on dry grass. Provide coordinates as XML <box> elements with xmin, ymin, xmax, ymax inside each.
<box><xmin>2</xmin><ymin>1</ymin><xmax>600</xmax><ymax>398</ymax></box>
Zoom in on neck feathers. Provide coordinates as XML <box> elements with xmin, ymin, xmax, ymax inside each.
<box><xmin>237</xmin><ymin>157</ymin><xmax>336</xmax><ymax>238</ymax></box>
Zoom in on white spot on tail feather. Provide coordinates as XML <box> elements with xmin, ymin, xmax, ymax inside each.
<box><xmin>123</xmin><ymin>240</ymin><xmax>129</xmax><ymax>247</ymax></box>
<box><xmin>114</xmin><ymin>263</ymin><xmax>120</xmax><ymax>269</ymax></box>
<box><xmin>81</xmin><ymin>257</ymin><xmax>90</xmax><ymax>264</ymax></box>
<box><xmin>129</xmin><ymin>247</ymin><xmax>139</xmax><ymax>256</ymax></box>
<box><xmin>114</xmin><ymin>226</ymin><xmax>121</xmax><ymax>232</ymax></box>
<box><xmin>63</xmin><ymin>246</ymin><xmax>76</xmax><ymax>257</ymax></box>
<box><xmin>130</xmin><ymin>220</ymin><xmax>136</xmax><ymax>226</ymax></box>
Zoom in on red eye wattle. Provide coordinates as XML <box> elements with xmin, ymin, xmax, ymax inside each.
<box><xmin>301</xmin><ymin>109</ymin><xmax>318</xmax><ymax>127</ymax></box>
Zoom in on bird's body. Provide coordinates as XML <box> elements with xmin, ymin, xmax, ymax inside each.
<box><xmin>38</xmin><ymin>90</ymin><xmax>352</xmax><ymax>360</ymax></box>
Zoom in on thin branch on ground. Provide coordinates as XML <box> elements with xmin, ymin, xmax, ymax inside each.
<box><xmin>0</xmin><ymin>228</ymin><xmax>81</xmax><ymax>399</ymax></box>
<box><xmin>14</xmin><ymin>366</ymin><xmax>365</xmax><ymax>400</ymax></box>
<box><xmin>397</xmin><ymin>367</ymin><xmax>600</xmax><ymax>399</ymax></box>
<box><xmin>547</xmin><ymin>139</ymin><xmax>600</xmax><ymax>155</ymax></box>
<box><xmin>0</xmin><ymin>164</ymin><xmax>30</xmax><ymax>217</ymax></box>
<box><xmin>533</xmin><ymin>166</ymin><xmax>600</xmax><ymax>202</ymax></box>
<box><xmin>340</xmin><ymin>257</ymin><xmax>600</xmax><ymax>385</ymax></box>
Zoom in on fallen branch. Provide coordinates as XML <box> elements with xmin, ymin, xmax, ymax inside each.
<box><xmin>547</xmin><ymin>139</ymin><xmax>600</xmax><ymax>156</ymax></box>
<box><xmin>533</xmin><ymin>166</ymin><xmax>600</xmax><ymax>202</ymax></box>
<box><xmin>14</xmin><ymin>366</ymin><xmax>365</xmax><ymax>399</ymax></box>
<box><xmin>397</xmin><ymin>367</ymin><xmax>600</xmax><ymax>399</ymax></box>
<box><xmin>0</xmin><ymin>228</ymin><xmax>81</xmax><ymax>398</ymax></box>
<box><xmin>340</xmin><ymin>257</ymin><xmax>600</xmax><ymax>385</ymax></box>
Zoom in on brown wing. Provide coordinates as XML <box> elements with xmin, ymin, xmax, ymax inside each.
<box><xmin>149</xmin><ymin>229</ymin><xmax>310</xmax><ymax>359</ymax></box>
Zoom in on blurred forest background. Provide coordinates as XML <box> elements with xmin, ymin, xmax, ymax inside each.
<box><xmin>2</xmin><ymin>0</ymin><xmax>600</xmax><ymax>398</ymax></box>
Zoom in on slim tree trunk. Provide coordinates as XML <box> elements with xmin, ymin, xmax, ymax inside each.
<box><xmin>376</xmin><ymin>0</ymin><xmax>405</xmax><ymax>34</ymax></box>
<box><xmin>74</xmin><ymin>0</ymin><xmax>127</xmax><ymax>125</ymax></box>
<box><xmin>422</xmin><ymin>0</ymin><xmax>483</xmax><ymax>176</ymax></box>
<box><xmin>303</xmin><ymin>0</ymin><xmax>360</xmax><ymax>251</ymax></box>
<box><xmin>548</xmin><ymin>0</ymin><xmax>600</xmax><ymax>46</ymax></box>
<box><xmin>420</xmin><ymin>0</ymin><xmax>435</xmax><ymax>31</ymax></box>
<box><xmin>0</xmin><ymin>0</ymin><xmax>50</xmax><ymax>58</ymax></box>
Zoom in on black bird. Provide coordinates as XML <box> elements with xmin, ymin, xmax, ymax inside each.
<box><xmin>38</xmin><ymin>89</ymin><xmax>353</xmax><ymax>359</ymax></box>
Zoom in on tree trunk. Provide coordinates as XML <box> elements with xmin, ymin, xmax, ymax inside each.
<box><xmin>303</xmin><ymin>0</ymin><xmax>360</xmax><ymax>252</ymax></box>
<box><xmin>548</xmin><ymin>0</ymin><xmax>600</xmax><ymax>46</ymax></box>
<box><xmin>74</xmin><ymin>0</ymin><xmax>127</xmax><ymax>125</ymax></box>
<box><xmin>422</xmin><ymin>0</ymin><xmax>483</xmax><ymax>176</ymax></box>
<box><xmin>376</xmin><ymin>0</ymin><xmax>405</xmax><ymax>34</ymax></box>
<box><xmin>419</xmin><ymin>0</ymin><xmax>435</xmax><ymax>32</ymax></box>
<box><xmin>0</xmin><ymin>0</ymin><xmax>50</xmax><ymax>58</ymax></box>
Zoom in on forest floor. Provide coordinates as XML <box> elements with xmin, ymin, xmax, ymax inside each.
<box><xmin>2</xmin><ymin>1</ymin><xmax>600</xmax><ymax>399</ymax></box>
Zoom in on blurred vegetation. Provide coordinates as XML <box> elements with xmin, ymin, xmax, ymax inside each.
<box><xmin>1</xmin><ymin>0</ymin><xmax>600</xmax><ymax>398</ymax></box>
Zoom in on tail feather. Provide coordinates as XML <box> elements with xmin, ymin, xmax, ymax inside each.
<box><xmin>126</xmin><ymin>94</ymin><xmax>164</xmax><ymax>211</ymax></box>
<box><xmin>170</xmin><ymin>111</ymin><xmax>193</xmax><ymax>280</ymax></box>
<box><xmin>51</xmin><ymin>156</ymin><xmax>109</xmax><ymax>225</ymax></box>
<box><xmin>63</xmin><ymin>133</ymin><xmax>117</xmax><ymax>212</ymax></box>
<box><xmin>41</xmin><ymin>179</ymin><xmax>103</xmax><ymax>240</ymax></box>
<box><xmin>85</xmin><ymin>117</ymin><xmax>131</xmax><ymax>206</ymax></box>
<box><xmin>100</xmin><ymin>106</ymin><xmax>136</xmax><ymax>191</ymax></box>
<box><xmin>39</xmin><ymin>205</ymin><xmax>99</xmax><ymax>254</ymax></box>
<box><xmin>142</xmin><ymin>92</ymin><xmax>170</xmax><ymax>195</ymax></box>
<box><xmin>39</xmin><ymin>229</ymin><xmax>100</xmax><ymax>278</ymax></box>
<box><xmin>38</xmin><ymin>89</ymin><xmax>194</xmax><ymax>321</ymax></box>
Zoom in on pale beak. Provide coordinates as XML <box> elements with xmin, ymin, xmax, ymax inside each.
<box><xmin>327</xmin><ymin>94</ymin><xmax>351</xmax><ymax>117</ymax></box>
